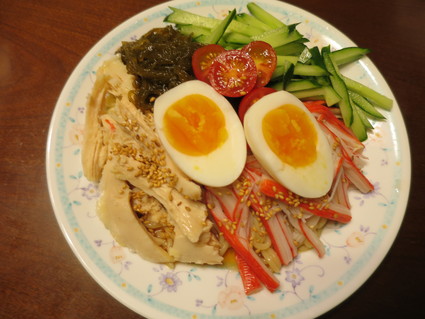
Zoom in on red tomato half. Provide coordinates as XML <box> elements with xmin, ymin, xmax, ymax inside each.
<box><xmin>192</xmin><ymin>44</ymin><xmax>226</xmax><ymax>83</ymax></box>
<box><xmin>208</xmin><ymin>50</ymin><xmax>258</xmax><ymax>98</ymax></box>
<box><xmin>242</xmin><ymin>41</ymin><xmax>277</xmax><ymax>88</ymax></box>
<box><xmin>238</xmin><ymin>87</ymin><xmax>277</xmax><ymax>123</ymax></box>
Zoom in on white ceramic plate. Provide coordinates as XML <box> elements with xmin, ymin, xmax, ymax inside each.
<box><xmin>46</xmin><ymin>0</ymin><xmax>411</xmax><ymax>318</ymax></box>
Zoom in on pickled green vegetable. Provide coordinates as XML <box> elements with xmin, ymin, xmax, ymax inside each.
<box><xmin>117</xmin><ymin>26</ymin><xmax>202</xmax><ymax>110</ymax></box>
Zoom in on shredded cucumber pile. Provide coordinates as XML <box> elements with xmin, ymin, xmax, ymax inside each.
<box><xmin>164</xmin><ymin>2</ymin><xmax>393</xmax><ymax>141</ymax></box>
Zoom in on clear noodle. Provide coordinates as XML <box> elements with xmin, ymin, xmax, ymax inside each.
<box><xmin>261</xmin><ymin>247</ymin><xmax>282</xmax><ymax>273</ymax></box>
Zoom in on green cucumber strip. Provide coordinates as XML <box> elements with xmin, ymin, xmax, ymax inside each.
<box><xmin>303</xmin><ymin>95</ymin><xmax>326</xmax><ymax>101</ymax></box>
<box><xmin>272</xmin><ymin>63</ymin><xmax>328</xmax><ymax>79</ymax></box>
<box><xmin>343</xmin><ymin>76</ymin><xmax>393</xmax><ymax>110</ymax></box>
<box><xmin>298</xmin><ymin>47</ymin><xmax>312</xmax><ymax>63</ymax></box>
<box><xmin>309</xmin><ymin>46</ymin><xmax>325</xmax><ymax>68</ymax></box>
<box><xmin>165</xmin><ymin>7</ymin><xmax>262</xmax><ymax>37</ymax></box>
<box><xmin>289</xmin><ymin>86</ymin><xmax>339</xmax><ymax>106</ymax></box>
<box><xmin>330</xmin><ymin>47</ymin><xmax>370</xmax><ymax>66</ymax></box>
<box><xmin>251</xmin><ymin>28</ymin><xmax>302</xmax><ymax>48</ymax></box>
<box><xmin>291</xmin><ymin>88</ymin><xmax>325</xmax><ymax>99</ymax></box>
<box><xmin>247</xmin><ymin>2</ymin><xmax>287</xmax><ymax>29</ymax></box>
<box><xmin>287</xmin><ymin>23</ymin><xmax>300</xmax><ymax>33</ymax></box>
<box><xmin>348</xmin><ymin>91</ymin><xmax>385</xmax><ymax>119</ymax></box>
<box><xmin>202</xmin><ymin>9</ymin><xmax>236</xmax><ymax>44</ymax></box>
<box><xmin>226</xmin><ymin>19</ymin><xmax>263</xmax><ymax>36</ymax></box>
<box><xmin>223</xmin><ymin>32</ymin><xmax>251</xmax><ymax>45</ymax></box>
<box><xmin>277</xmin><ymin>55</ymin><xmax>299</xmax><ymax>66</ymax></box>
<box><xmin>294</xmin><ymin>64</ymin><xmax>328</xmax><ymax>76</ymax></box>
<box><xmin>270</xmin><ymin>61</ymin><xmax>295</xmax><ymax>90</ymax></box>
<box><xmin>321</xmin><ymin>45</ymin><xmax>331</xmax><ymax>56</ymax></box>
<box><xmin>315</xmin><ymin>76</ymin><xmax>331</xmax><ymax>86</ymax></box>
<box><xmin>350</xmin><ymin>102</ymin><xmax>368</xmax><ymax>141</ymax></box>
<box><xmin>164</xmin><ymin>7</ymin><xmax>217</xmax><ymax>28</ymax></box>
<box><xmin>282</xmin><ymin>63</ymin><xmax>295</xmax><ymax>90</ymax></box>
<box><xmin>218</xmin><ymin>40</ymin><xmax>240</xmax><ymax>50</ymax></box>
<box><xmin>274</xmin><ymin>41</ymin><xmax>307</xmax><ymax>56</ymax></box>
<box><xmin>291</xmin><ymin>87</ymin><xmax>325</xmax><ymax>99</ymax></box>
<box><xmin>285</xmin><ymin>30</ymin><xmax>303</xmax><ymax>45</ymax></box>
<box><xmin>354</xmin><ymin>103</ymin><xmax>374</xmax><ymax>129</ymax></box>
<box><xmin>267</xmin><ymin>83</ymin><xmax>339</xmax><ymax>106</ymax></box>
<box><xmin>271</xmin><ymin>65</ymin><xmax>285</xmax><ymax>80</ymax></box>
<box><xmin>285</xmin><ymin>79</ymin><xmax>321</xmax><ymax>92</ymax></box>
<box><xmin>308</xmin><ymin>47</ymin><xmax>332</xmax><ymax>86</ymax></box>
<box><xmin>323</xmin><ymin>52</ymin><xmax>353</xmax><ymax>126</ymax></box>
<box><xmin>322</xmin><ymin>86</ymin><xmax>341</xmax><ymax>106</ymax></box>
<box><xmin>250</xmin><ymin>27</ymin><xmax>287</xmax><ymax>46</ymax></box>
<box><xmin>177</xmin><ymin>24</ymin><xmax>210</xmax><ymax>38</ymax></box>
<box><xmin>235</xmin><ymin>13</ymin><xmax>272</xmax><ymax>31</ymax></box>
<box><xmin>269</xmin><ymin>80</ymin><xmax>284</xmax><ymax>90</ymax></box>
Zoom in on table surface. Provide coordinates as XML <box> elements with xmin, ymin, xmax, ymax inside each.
<box><xmin>1</xmin><ymin>0</ymin><xmax>424</xmax><ymax>318</ymax></box>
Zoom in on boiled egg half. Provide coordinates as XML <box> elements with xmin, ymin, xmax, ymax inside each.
<box><xmin>244</xmin><ymin>90</ymin><xmax>334</xmax><ymax>198</ymax></box>
<box><xmin>154</xmin><ymin>80</ymin><xmax>247</xmax><ymax>187</ymax></box>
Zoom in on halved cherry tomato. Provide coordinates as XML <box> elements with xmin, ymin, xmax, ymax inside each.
<box><xmin>208</xmin><ymin>50</ymin><xmax>258</xmax><ymax>98</ymax></box>
<box><xmin>238</xmin><ymin>87</ymin><xmax>277</xmax><ymax>123</ymax></box>
<box><xmin>242</xmin><ymin>41</ymin><xmax>277</xmax><ymax>88</ymax></box>
<box><xmin>191</xmin><ymin>44</ymin><xmax>225</xmax><ymax>83</ymax></box>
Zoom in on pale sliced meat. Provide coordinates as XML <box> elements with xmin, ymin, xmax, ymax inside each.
<box><xmin>169</xmin><ymin>225</ymin><xmax>223</xmax><ymax>265</ymax></box>
<box><xmin>107</xmin><ymin>147</ymin><xmax>211</xmax><ymax>244</ymax></box>
<box><xmin>82</xmin><ymin>56</ymin><xmax>225</xmax><ymax>265</ymax></box>
<box><xmin>110</xmin><ymin>95</ymin><xmax>203</xmax><ymax>201</ymax></box>
<box><xmin>98</xmin><ymin>161</ymin><xmax>173</xmax><ymax>263</ymax></box>
<box><xmin>81</xmin><ymin>83</ymin><xmax>109</xmax><ymax>182</ymax></box>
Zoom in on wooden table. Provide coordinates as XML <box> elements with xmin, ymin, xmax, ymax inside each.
<box><xmin>1</xmin><ymin>0</ymin><xmax>424</xmax><ymax>318</ymax></box>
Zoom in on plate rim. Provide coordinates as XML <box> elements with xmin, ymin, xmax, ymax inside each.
<box><xmin>45</xmin><ymin>0</ymin><xmax>412</xmax><ymax>318</ymax></box>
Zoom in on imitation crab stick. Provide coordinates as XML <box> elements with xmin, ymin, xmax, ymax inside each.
<box><xmin>275</xmin><ymin>212</ymin><xmax>298</xmax><ymax>259</ymax></box>
<box><xmin>297</xmin><ymin>219</ymin><xmax>326</xmax><ymax>258</ymax></box>
<box><xmin>304</xmin><ymin>101</ymin><xmax>365</xmax><ymax>156</ymax></box>
<box><xmin>234</xmin><ymin>252</ymin><xmax>263</xmax><ymax>295</ymax></box>
<box><xmin>241</xmin><ymin>167</ymin><xmax>295</xmax><ymax>265</ymax></box>
<box><xmin>259</xmin><ymin>178</ymin><xmax>352</xmax><ymax>224</ymax></box>
<box><xmin>305</xmin><ymin>101</ymin><xmax>374</xmax><ymax>194</ymax></box>
<box><xmin>317</xmin><ymin>113</ymin><xmax>374</xmax><ymax>194</ymax></box>
<box><xmin>258</xmin><ymin>211</ymin><xmax>294</xmax><ymax>265</ymax></box>
<box><xmin>245</xmin><ymin>182</ymin><xmax>294</xmax><ymax>265</ymax></box>
<box><xmin>341</xmin><ymin>147</ymin><xmax>374</xmax><ymax>193</ymax></box>
<box><xmin>205</xmin><ymin>190</ymin><xmax>280</xmax><ymax>292</ymax></box>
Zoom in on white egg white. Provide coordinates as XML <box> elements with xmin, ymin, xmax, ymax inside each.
<box><xmin>244</xmin><ymin>90</ymin><xmax>334</xmax><ymax>198</ymax></box>
<box><xmin>154</xmin><ymin>80</ymin><xmax>247</xmax><ymax>187</ymax></box>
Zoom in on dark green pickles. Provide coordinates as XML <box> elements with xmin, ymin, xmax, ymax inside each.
<box><xmin>117</xmin><ymin>26</ymin><xmax>202</xmax><ymax>110</ymax></box>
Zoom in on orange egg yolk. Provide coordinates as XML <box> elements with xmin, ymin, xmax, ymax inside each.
<box><xmin>163</xmin><ymin>94</ymin><xmax>228</xmax><ymax>156</ymax></box>
<box><xmin>262</xmin><ymin>104</ymin><xmax>317</xmax><ymax>167</ymax></box>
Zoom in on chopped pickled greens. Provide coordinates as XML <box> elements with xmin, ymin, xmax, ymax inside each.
<box><xmin>117</xmin><ymin>26</ymin><xmax>202</xmax><ymax>110</ymax></box>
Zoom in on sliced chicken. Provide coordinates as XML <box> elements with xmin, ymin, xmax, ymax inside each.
<box><xmin>83</xmin><ymin>55</ymin><xmax>202</xmax><ymax>200</ymax></box>
<box><xmin>104</xmin><ymin>115</ymin><xmax>211</xmax><ymax>244</ymax></box>
<box><xmin>82</xmin><ymin>55</ymin><xmax>225</xmax><ymax>265</ymax></box>
<box><xmin>98</xmin><ymin>161</ymin><xmax>173</xmax><ymax>263</ymax></box>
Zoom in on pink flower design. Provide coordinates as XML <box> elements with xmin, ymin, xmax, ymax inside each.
<box><xmin>68</xmin><ymin>123</ymin><xmax>84</xmax><ymax>145</ymax></box>
<box><xmin>346</xmin><ymin>231</ymin><xmax>366</xmax><ymax>247</ymax></box>
<box><xmin>110</xmin><ymin>245</ymin><xmax>126</xmax><ymax>264</ymax></box>
<box><xmin>218</xmin><ymin>285</ymin><xmax>245</xmax><ymax>310</ymax></box>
